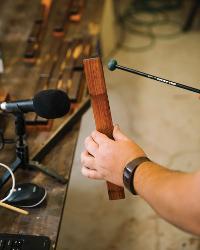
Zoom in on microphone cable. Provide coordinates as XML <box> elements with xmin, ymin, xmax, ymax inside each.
<box><xmin>114</xmin><ymin>0</ymin><xmax>183</xmax><ymax>52</ymax></box>
<box><xmin>0</xmin><ymin>162</ymin><xmax>15</xmax><ymax>203</ymax></box>
<box><xmin>0</xmin><ymin>113</ymin><xmax>15</xmax><ymax>151</ymax></box>
<box><xmin>0</xmin><ymin>130</ymin><xmax>16</xmax><ymax>151</ymax></box>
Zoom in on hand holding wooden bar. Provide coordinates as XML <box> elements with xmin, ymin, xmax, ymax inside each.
<box><xmin>83</xmin><ymin>57</ymin><xmax>125</xmax><ymax>200</ymax></box>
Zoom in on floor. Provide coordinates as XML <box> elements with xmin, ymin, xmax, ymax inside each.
<box><xmin>57</xmin><ymin>6</ymin><xmax>200</xmax><ymax>250</ymax></box>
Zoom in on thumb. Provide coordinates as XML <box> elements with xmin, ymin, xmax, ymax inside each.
<box><xmin>113</xmin><ymin>125</ymin><xmax>129</xmax><ymax>141</ymax></box>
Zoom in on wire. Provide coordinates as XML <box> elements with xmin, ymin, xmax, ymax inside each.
<box><xmin>0</xmin><ymin>129</ymin><xmax>15</xmax><ymax>151</ymax></box>
<box><xmin>115</xmin><ymin>0</ymin><xmax>183</xmax><ymax>52</ymax></box>
<box><xmin>133</xmin><ymin>0</ymin><xmax>182</xmax><ymax>12</ymax></box>
<box><xmin>0</xmin><ymin>162</ymin><xmax>15</xmax><ymax>203</ymax></box>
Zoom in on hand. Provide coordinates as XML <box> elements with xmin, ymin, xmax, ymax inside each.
<box><xmin>81</xmin><ymin>125</ymin><xmax>146</xmax><ymax>187</ymax></box>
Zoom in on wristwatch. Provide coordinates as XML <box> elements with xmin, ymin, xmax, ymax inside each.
<box><xmin>123</xmin><ymin>156</ymin><xmax>151</xmax><ymax>195</ymax></box>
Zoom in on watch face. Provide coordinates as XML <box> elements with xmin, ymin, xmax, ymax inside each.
<box><xmin>123</xmin><ymin>170</ymin><xmax>130</xmax><ymax>184</ymax></box>
<box><xmin>123</xmin><ymin>166</ymin><xmax>133</xmax><ymax>192</ymax></box>
<box><xmin>126</xmin><ymin>164</ymin><xmax>135</xmax><ymax>173</ymax></box>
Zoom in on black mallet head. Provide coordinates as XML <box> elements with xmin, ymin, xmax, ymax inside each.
<box><xmin>108</xmin><ymin>59</ymin><xmax>118</xmax><ymax>71</ymax></box>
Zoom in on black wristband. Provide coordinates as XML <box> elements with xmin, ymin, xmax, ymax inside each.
<box><xmin>123</xmin><ymin>156</ymin><xmax>151</xmax><ymax>195</ymax></box>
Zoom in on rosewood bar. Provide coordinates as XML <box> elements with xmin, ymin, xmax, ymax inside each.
<box><xmin>83</xmin><ymin>57</ymin><xmax>125</xmax><ymax>200</ymax></box>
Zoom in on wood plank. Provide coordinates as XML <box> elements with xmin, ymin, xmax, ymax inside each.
<box><xmin>24</xmin><ymin>0</ymin><xmax>53</xmax><ymax>63</ymax></box>
<box><xmin>53</xmin><ymin>0</ymin><xmax>73</xmax><ymax>37</ymax></box>
<box><xmin>0</xmin><ymin>0</ymin><xmax>104</xmax><ymax>247</ymax></box>
<box><xmin>83</xmin><ymin>57</ymin><xmax>125</xmax><ymax>200</ymax></box>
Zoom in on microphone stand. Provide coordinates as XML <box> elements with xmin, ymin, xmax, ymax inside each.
<box><xmin>0</xmin><ymin>112</ymin><xmax>67</xmax><ymax>189</ymax></box>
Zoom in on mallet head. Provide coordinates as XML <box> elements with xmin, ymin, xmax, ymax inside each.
<box><xmin>108</xmin><ymin>59</ymin><xmax>118</xmax><ymax>71</ymax></box>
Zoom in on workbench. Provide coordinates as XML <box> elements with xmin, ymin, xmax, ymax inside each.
<box><xmin>0</xmin><ymin>0</ymin><xmax>103</xmax><ymax>248</ymax></box>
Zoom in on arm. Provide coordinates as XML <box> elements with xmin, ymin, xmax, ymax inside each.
<box><xmin>81</xmin><ymin>125</ymin><xmax>200</xmax><ymax>235</ymax></box>
<box><xmin>134</xmin><ymin>161</ymin><xmax>200</xmax><ymax>235</ymax></box>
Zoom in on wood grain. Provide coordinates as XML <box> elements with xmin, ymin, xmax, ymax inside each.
<box><xmin>24</xmin><ymin>0</ymin><xmax>53</xmax><ymax>63</ymax></box>
<box><xmin>0</xmin><ymin>0</ymin><xmax>104</xmax><ymax>245</ymax></box>
<box><xmin>83</xmin><ymin>57</ymin><xmax>125</xmax><ymax>200</ymax></box>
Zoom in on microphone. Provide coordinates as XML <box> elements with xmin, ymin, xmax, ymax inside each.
<box><xmin>108</xmin><ymin>59</ymin><xmax>200</xmax><ymax>94</ymax></box>
<box><xmin>0</xmin><ymin>89</ymin><xmax>71</xmax><ymax>119</ymax></box>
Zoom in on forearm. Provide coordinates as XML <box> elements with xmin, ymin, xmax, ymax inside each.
<box><xmin>134</xmin><ymin>162</ymin><xmax>200</xmax><ymax>235</ymax></box>
<box><xmin>81</xmin><ymin>126</ymin><xmax>200</xmax><ymax>234</ymax></box>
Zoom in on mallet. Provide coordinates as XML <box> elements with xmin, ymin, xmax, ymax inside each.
<box><xmin>108</xmin><ymin>59</ymin><xmax>200</xmax><ymax>94</ymax></box>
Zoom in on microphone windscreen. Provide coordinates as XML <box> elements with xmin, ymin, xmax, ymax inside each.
<box><xmin>33</xmin><ymin>89</ymin><xmax>71</xmax><ymax>119</ymax></box>
<box><xmin>108</xmin><ymin>59</ymin><xmax>117</xmax><ymax>71</ymax></box>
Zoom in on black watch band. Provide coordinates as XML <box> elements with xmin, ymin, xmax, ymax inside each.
<box><xmin>123</xmin><ymin>156</ymin><xmax>151</xmax><ymax>195</ymax></box>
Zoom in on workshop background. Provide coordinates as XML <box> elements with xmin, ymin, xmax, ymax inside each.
<box><xmin>0</xmin><ymin>0</ymin><xmax>199</xmax><ymax>249</ymax></box>
<box><xmin>57</xmin><ymin>1</ymin><xmax>200</xmax><ymax>250</ymax></box>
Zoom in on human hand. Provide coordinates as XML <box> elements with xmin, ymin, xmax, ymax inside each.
<box><xmin>81</xmin><ymin>125</ymin><xmax>146</xmax><ymax>187</ymax></box>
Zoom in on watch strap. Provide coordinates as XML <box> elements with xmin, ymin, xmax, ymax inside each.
<box><xmin>123</xmin><ymin>156</ymin><xmax>151</xmax><ymax>195</ymax></box>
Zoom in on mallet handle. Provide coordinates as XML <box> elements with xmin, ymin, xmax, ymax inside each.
<box><xmin>116</xmin><ymin>64</ymin><xmax>200</xmax><ymax>94</ymax></box>
<box><xmin>83</xmin><ymin>57</ymin><xmax>125</xmax><ymax>200</ymax></box>
<box><xmin>0</xmin><ymin>202</ymin><xmax>29</xmax><ymax>215</ymax></box>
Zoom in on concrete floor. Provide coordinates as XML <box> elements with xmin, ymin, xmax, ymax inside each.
<box><xmin>57</xmin><ymin>12</ymin><xmax>200</xmax><ymax>250</ymax></box>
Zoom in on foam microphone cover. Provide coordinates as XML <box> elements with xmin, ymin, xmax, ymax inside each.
<box><xmin>33</xmin><ymin>89</ymin><xmax>71</xmax><ymax>119</ymax></box>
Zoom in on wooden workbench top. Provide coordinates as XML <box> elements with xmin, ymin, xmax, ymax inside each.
<box><xmin>0</xmin><ymin>0</ymin><xmax>103</xmax><ymax>248</ymax></box>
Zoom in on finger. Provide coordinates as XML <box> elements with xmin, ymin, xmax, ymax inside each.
<box><xmin>91</xmin><ymin>130</ymin><xmax>111</xmax><ymax>145</ymax></box>
<box><xmin>81</xmin><ymin>166</ymin><xmax>103</xmax><ymax>180</ymax></box>
<box><xmin>84</xmin><ymin>136</ymin><xmax>98</xmax><ymax>156</ymax></box>
<box><xmin>113</xmin><ymin>124</ymin><xmax>129</xmax><ymax>141</ymax></box>
<box><xmin>81</xmin><ymin>151</ymin><xmax>96</xmax><ymax>170</ymax></box>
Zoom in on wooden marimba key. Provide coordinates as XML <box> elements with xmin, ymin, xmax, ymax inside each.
<box><xmin>83</xmin><ymin>57</ymin><xmax>125</xmax><ymax>200</ymax></box>
<box><xmin>24</xmin><ymin>0</ymin><xmax>53</xmax><ymax>63</ymax></box>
